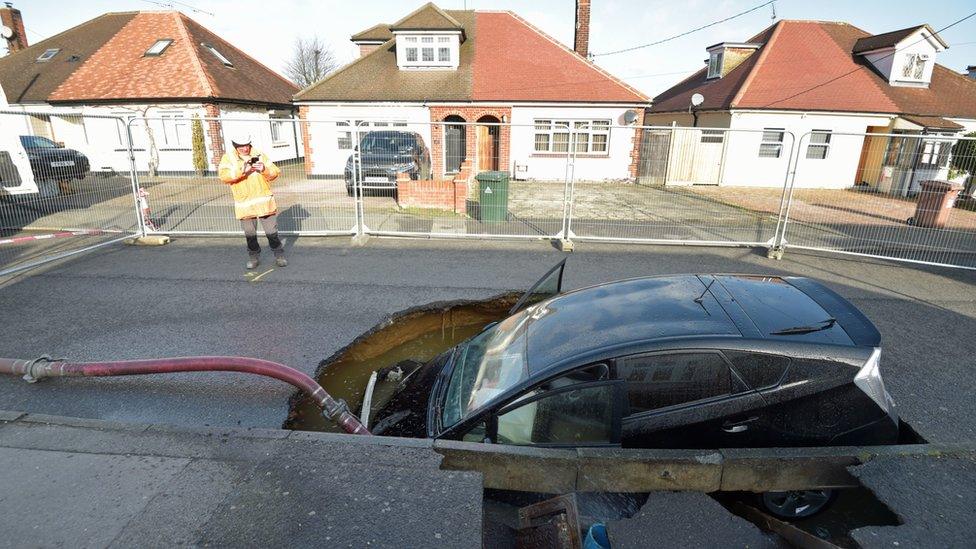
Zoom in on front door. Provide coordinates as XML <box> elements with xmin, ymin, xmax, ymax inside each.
<box><xmin>477</xmin><ymin>123</ymin><xmax>499</xmax><ymax>171</ymax></box>
<box><xmin>445</xmin><ymin>123</ymin><xmax>465</xmax><ymax>174</ymax></box>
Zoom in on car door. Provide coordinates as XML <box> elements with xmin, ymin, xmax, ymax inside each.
<box><xmin>722</xmin><ymin>350</ymin><xmax>791</xmax><ymax>447</ymax></box>
<box><xmin>508</xmin><ymin>259</ymin><xmax>566</xmax><ymax>315</ymax></box>
<box><xmin>617</xmin><ymin>350</ymin><xmax>767</xmax><ymax>449</ymax></box>
<box><xmin>487</xmin><ymin>380</ymin><xmax>627</xmax><ymax>447</ymax></box>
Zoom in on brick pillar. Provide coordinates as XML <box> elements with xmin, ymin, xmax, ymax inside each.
<box><xmin>574</xmin><ymin>0</ymin><xmax>591</xmax><ymax>59</ymax></box>
<box><xmin>203</xmin><ymin>103</ymin><xmax>225</xmax><ymax>168</ymax></box>
<box><xmin>431</xmin><ymin>122</ymin><xmax>445</xmax><ymax>178</ymax></box>
<box><xmin>628</xmin><ymin>125</ymin><xmax>642</xmax><ymax>181</ymax></box>
<box><xmin>299</xmin><ymin>106</ymin><xmax>314</xmax><ymax>176</ymax></box>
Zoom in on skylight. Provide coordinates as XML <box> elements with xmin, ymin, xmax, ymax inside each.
<box><xmin>202</xmin><ymin>43</ymin><xmax>233</xmax><ymax>67</ymax></box>
<box><xmin>36</xmin><ymin>48</ymin><xmax>60</xmax><ymax>62</ymax></box>
<box><xmin>145</xmin><ymin>39</ymin><xmax>173</xmax><ymax>57</ymax></box>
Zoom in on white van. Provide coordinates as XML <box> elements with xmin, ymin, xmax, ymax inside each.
<box><xmin>0</xmin><ymin>112</ymin><xmax>39</xmax><ymax>196</ymax></box>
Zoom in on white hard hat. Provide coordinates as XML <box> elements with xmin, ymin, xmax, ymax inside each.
<box><xmin>230</xmin><ymin>133</ymin><xmax>252</xmax><ymax>146</ymax></box>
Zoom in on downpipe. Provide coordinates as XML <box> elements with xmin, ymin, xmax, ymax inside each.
<box><xmin>0</xmin><ymin>355</ymin><xmax>370</xmax><ymax>435</ymax></box>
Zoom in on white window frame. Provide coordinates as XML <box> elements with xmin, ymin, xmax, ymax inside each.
<box><xmin>707</xmin><ymin>51</ymin><xmax>723</xmax><ymax>79</ymax></box>
<box><xmin>270</xmin><ymin>115</ymin><xmax>290</xmax><ymax>146</ymax></box>
<box><xmin>36</xmin><ymin>48</ymin><xmax>60</xmax><ymax>62</ymax></box>
<box><xmin>396</xmin><ymin>32</ymin><xmax>459</xmax><ymax>69</ymax></box>
<box><xmin>901</xmin><ymin>53</ymin><xmax>928</xmax><ymax>81</ymax></box>
<box><xmin>145</xmin><ymin>39</ymin><xmax>173</xmax><ymax>57</ymax></box>
<box><xmin>159</xmin><ymin>111</ymin><xmax>190</xmax><ymax>149</ymax></box>
<box><xmin>337</xmin><ymin>121</ymin><xmax>352</xmax><ymax>149</ymax></box>
<box><xmin>534</xmin><ymin>119</ymin><xmax>611</xmax><ymax>155</ymax></box>
<box><xmin>700</xmin><ymin>129</ymin><xmax>724</xmax><ymax>144</ymax></box>
<box><xmin>759</xmin><ymin>128</ymin><xmax>785</xmax><ymax>158</ymax></box>
<box><xmin>806</xmin><ymin>130</ymin><xmax>832</xmax><ymax>160</ymax></box>
<box><xmin>919</xmin><ymin>135</ymin><xmax>952</xmax><ymax>169</ymax></box>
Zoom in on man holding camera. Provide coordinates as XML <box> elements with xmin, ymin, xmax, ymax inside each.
<box><xmin>219</xmin><ymin>133</ymin><xmax>287</xmax><ymax>269</ymax></box>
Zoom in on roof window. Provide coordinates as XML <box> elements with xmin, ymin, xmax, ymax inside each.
<box><xmin>145</xmin><ymin>39</ymin><xmax>173</xmax><ymax>57</ymax></box>
<box><xmin>202</xmin><ymin>43</ymin><xmax>233</xmax><ymax>67</ymax></box>
<box><xmin>36</xmin><ymin>48</ymin><xmax>60</xmax><ymax>62</ymax></box>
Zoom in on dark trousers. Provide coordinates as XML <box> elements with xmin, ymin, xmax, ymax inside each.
<box><xmin>241</xmin><ymin>214</ymin><xmax>283</xmax><ymax>258</ymax></box>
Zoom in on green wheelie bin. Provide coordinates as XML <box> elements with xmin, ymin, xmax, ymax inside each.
<box><xmin>476</xmin><ymin>171</ymin><xmax>509</xmax><ymax>222</ymax></box>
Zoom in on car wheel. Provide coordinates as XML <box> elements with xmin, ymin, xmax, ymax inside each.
<box><xmin>760</xmin><ymin>489</ymin><xmax>835</xmax><ymax>520</ymax></box>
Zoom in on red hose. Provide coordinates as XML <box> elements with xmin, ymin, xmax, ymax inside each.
<box><xmin>0</xmin><ymin>355</ymin><xmax>370</xmax><ymax>435</ymax></box>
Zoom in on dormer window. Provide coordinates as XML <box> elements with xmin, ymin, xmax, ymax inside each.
<box><xmin>145</xmin><ymin>39</ymin><xmax>173</xmax><ymax>57</ymax></box>
<box><xmin>395</xmin><ymin>32</ymin><xmax>460</xmax><ymax>70</ymax></box>
<box><xmin>707</xmin><ymin>51</ymin><xmax>723</xmax><ymax>79</ymax></box>
<box><xmin>36</xmin><ymin>48</ymin><xmax>60</xmax><ymax>62</ymax></box>
<box><xmin>901</xmin><ymin>53</ymin><xmax>928</xmax><ymax>80</ymax></box>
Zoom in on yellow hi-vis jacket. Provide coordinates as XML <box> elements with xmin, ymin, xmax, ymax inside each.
<box><xmin>218</xmin><ymin>149</ymin><xmax>281</xmax><ymax>220</ymax></box>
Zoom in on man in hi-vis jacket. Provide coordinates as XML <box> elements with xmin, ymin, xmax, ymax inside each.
<box><xmin>219</xmin><ymin>133</ymin><xmax>286</xmax><ymax>269</ymax></box>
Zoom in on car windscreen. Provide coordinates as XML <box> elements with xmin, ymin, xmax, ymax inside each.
<box><xmin>441</xmin><ymin>307</ymin><xmax>533</xmax><ymax>427</ymax></box>
<box><xmin>20</xmin><ymin>135</ymin><xmax>58</xmax><ymax>149</ymax></box>
<box><xmin>360</xmin><ymin>134</ymin><xmax>414</xmax><ymax>155</ymax></box>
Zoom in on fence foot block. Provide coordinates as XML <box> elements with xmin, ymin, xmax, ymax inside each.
<box><xmin>766</xmin><ymin>248</ymin><xmax>784</xmax><ymax>260</ymax></box>
<box><xmin>351</xmin><ymin>233</ymin><xmax>370</xmax><ymax>247</ymax></box>
<box><xmin>554</xmin><ymin>239</ymin><xmax>575</xmax><ymax>253</ymax></box>
<box><xmin>124</xmin><ymin>235</ymin><xmax>170</xmax><ymax>246</ymax></box>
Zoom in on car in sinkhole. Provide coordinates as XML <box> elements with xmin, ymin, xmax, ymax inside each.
<box><xmin>359</xmin><ymin>260</ymin><xmax>899</xmax><ymax>519</ymax></box>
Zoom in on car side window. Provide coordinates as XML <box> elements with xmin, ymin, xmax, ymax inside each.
<box><xmin>723</xmin><ymin>351</ymin><xmax>790</xmax><ymax>390</ymax></box>
<box><xmin>617</xmin><ymin>351</ymin><xmax>732</xmax><ymax>414</ymax></box>
<box><xmin>495</xmin><ymin>384</ymin><xmax>616</xmax><ymax>446</ymax></box>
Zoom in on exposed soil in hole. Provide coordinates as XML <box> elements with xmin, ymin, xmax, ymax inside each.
<box><xmin>284</xmin><ymin>292</ymin><xmax>520</xmax><ymax>432</ymax></box>
<box><xmin>714</xmin><ymin>485</ymin><xmax>901</xmax><ymax>548</ymax></box>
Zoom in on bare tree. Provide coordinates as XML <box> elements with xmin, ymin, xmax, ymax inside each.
<box><xmin>285</xmin><ymin>36</ymin><xmax>339</xmax><ymax>89</ymax></box>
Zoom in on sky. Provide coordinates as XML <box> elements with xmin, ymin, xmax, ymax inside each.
<box><xmin>9</xmin><ymin>0</ymin><xmax>976</xmax><ymax>98</ymax></box>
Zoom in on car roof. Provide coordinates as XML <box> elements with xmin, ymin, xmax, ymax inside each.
<box><xmin>523</xmin><ymin>274</ymin><xmax>871</xmax><ymax>375</ymax></box>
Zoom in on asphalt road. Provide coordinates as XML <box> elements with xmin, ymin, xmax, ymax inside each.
<box><xmin>1</xmin><ymin>236</ymin><xmax>975</xmax><ymax>445</ymax></box>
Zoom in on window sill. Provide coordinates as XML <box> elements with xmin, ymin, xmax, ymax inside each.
<box><xmin>530</xmin><ymin>153</ymin><xmax>610</xmax><ymax>159</ymax></box>
<box><xmin>272</xmin><ymin>142</ymin><xmax>289</xmax><ymax>148</ymax></box>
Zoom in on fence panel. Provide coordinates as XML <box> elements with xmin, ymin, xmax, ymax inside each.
<box><xmin>127</xmin><ymin>117</ymin><xmax>356</xmax><ymax>236</ymax></box>
<box><xmin>568</xmin><ymin>126</ymin><xmax>795</xmax><ymax>246</ymax></box>
<box><xmin>779</xmin><ymin>132</ymin><xmax>976</xmax><ymax>269</ymax></box>
<box><xmin>350</xmin><ymin>120</ymin><xmax>567</xmax><ymax>240</ymax></box>
<box><xmin>0</xmin><ymin>110</ymin><xmax>141</xmax><ymax>276</ymax></box>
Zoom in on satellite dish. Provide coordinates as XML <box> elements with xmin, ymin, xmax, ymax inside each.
<box><xmin>691</xmin><ymin>93</ymin><xmax>705</xmax><ymax>107</ymax></box>
<box><xmin>623</xmin><ymin>110</ymin><xmax>639</xmax><ymax>125</ymax></box>
<box><xmin>0</xmin><ymin>26</ymin><xmax>13</xmax><ymax>40</ymax></box>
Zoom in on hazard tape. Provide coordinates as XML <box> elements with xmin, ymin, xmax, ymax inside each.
<box><xmin>0</xmin><ymin>230</ymin><xmax>107</xmax><ymax>246</ymax></box>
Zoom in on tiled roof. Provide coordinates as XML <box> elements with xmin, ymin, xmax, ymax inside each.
<box><xmin>351</xmin><ymin>24</ymin><xmax>392</xmax><ymax>42</ymax></box>
<box><xmin>901</xmin><ymin>114</ymin><xmax>963</xmax><ymax>130</ymax></box>
<box><xmin>852</xmin><ymin>24</ymin><xmax>945</xmax><ymax>54</ymax></box>
<box><xmin>296</xmin><ymin>7</ymin><xmax>647</xmax><ymax>104</ymax></box>
<box><xmin>650</xmin><ymin>19</ymin><xmax>976</xmax><ymax>120</ymax></box>
<box><xmin>0</xmin><ymin>11</ymin><xmax>297</xmax><ymax>106</ymax></box>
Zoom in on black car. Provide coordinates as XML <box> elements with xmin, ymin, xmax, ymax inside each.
<box><xmin>344</xmin><ymin>130</ymin><xmax>431</xmax><ymax>196</ymax></box>
<box><xmin>20</xmin><ymin>135</ymin><xmax>90</xmax><ymax>182</ymax></box>
<box><xmin>363</xmin><ymin>262</ymin><xmax>898</xmax><ymax>518</ymax></box>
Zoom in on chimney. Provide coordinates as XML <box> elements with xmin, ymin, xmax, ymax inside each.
<box><xmin>574</xmin><ymin>0</ymin><xmax>590</xmax><ymax>59</ymax></box>
<box><xmin>0</xmin><ymin>2</ymin><xmax>28</xmax><ymax>54</ymax></box>
<box><xmin>968</xmin><ymin>65</ymin><xmax>976</xmax><ymax>80</ymax></box>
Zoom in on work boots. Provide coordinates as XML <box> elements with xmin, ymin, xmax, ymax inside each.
<box><xmin>246</xmin><ymin>257</ymin><xmax>260</xmax><ymax>270</ymax></box>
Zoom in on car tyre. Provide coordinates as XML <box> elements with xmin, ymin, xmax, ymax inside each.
<box><xmin>760</xmin><ymin>489</ymin><xmax>835</xmax><ymax>520</ymax></box>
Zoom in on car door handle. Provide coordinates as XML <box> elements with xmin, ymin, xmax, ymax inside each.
<box><xmin>722</xmin><ymin>417</ymin><xmax>758</xmax><ymax>433</ymax></box>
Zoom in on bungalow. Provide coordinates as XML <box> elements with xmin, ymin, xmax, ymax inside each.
<box><xmin>646</xmin><ymin>20</ymin><xmax>976</xmax><ymax>193</ymax></box>
<box><xmin>0</xmin><ymin>4</ymin><xmax>299</xmax><ymax>180</ymax></box>
<box><xmin>294</xmin><ymin>1</ymin><xmax>650</xmax><ymax>182</ymax></box>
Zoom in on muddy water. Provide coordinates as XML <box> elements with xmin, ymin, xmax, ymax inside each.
<box><xmin>285</xmin><ymin>293</ymin><xmax>520</xmax><ymax>432</ymax></box>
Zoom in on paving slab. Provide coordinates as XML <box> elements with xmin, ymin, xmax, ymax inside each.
<box><xmin>851</xmin><ymin>452</ymin><xmax>976</xmax><ymax>549</ymax></box>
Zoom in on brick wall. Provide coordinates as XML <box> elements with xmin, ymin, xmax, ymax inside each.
<box><xmin>358</xmin><ymin>44</ymin><xmax>382</xmax><ymax>57</ymax></box>
<box><xmin>627</xmin><ymin>108</ymin><xmax>650</xmax><ymax>180</ymax></box>
<box><xmin>429</xmin><ymin>106</ymin><xmax>512</xmax><ymax>178</ymax></box>
<box><xmin>203</xmin><ymin>103</ymin><xmax>225</xmax><ymax>167</ymax></box>
<box><xmin>396</xmin><ymin>171</ymin><xmax>469</xmax><ymax>214</ymax></box>
<box><xmin>298</xmin><ymin>106</ymin><xmax>314</xmax><ymax>175</ymax></box>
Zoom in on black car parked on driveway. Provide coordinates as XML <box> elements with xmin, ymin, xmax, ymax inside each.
<box><xmin>362</xmin><ymin>261</ymin><xmax>899</xmax><ymax>519</ymax></box>
<box><xmin>20</xmin><ymin>135</ymin><xmax>90</xmax><ymax>182</ymax></box>
<box><xmin>344</xmin><ymin>130</ymin><xmax>431</xmax><ymax>196</ymax></box>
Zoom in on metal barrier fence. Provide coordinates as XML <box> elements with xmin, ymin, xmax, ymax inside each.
<box><xmin>776</xmin><ymin>131</ymin><xmax>976</xmax><ymax>269</ymax></box>
<box><xmin>0</xmin><ymin>110</ymin><xmax>142</xmax><ymax>277</ymax></box>
<box><xmin>4</xmin><ymin>111</ymin><xmax>976</xmax><ymax>273</ymax></box>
